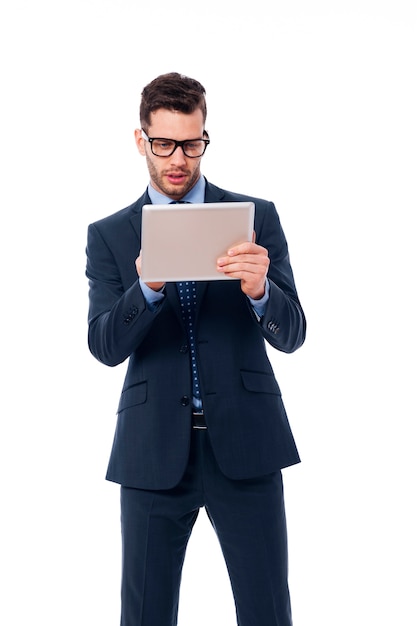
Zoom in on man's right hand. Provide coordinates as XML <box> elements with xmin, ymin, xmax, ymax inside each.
<box><xmin>135</xmin><ymin>252</ymin><xmax>166</xmax><ymax>292</ymax></box>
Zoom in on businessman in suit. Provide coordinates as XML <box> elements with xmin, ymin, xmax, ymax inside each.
<box><xmin>86</xmin><ymin>72</ymin><xmax>306</xmax><ymax>626</ymax></box>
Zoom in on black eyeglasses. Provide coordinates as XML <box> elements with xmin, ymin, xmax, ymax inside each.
<box><xmin>141</xmin><ymin>130</ymin><xmax>210</xmax><ymax>158</ymax></box>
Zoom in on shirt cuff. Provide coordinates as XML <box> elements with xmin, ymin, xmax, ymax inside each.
<box><xmin>139</xmin><ymin>278</ymin><xmax>165</xmax><ymax>310</ymax></box>
<box><xmin>248</xmin><ymin>280</ymin><xmax>270</xmax><ymax>319</ymax></box>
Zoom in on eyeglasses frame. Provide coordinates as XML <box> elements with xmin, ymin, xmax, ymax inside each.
<box><xmin>141</xmin><ymin>129</ymin><xmax>210</xmax><ymax>158</ymax></box>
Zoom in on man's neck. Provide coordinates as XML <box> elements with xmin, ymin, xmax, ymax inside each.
<box><xmin>147</xmin><ymin>176</ymin><xmax>205</xmax><ymax>205</ymax></box>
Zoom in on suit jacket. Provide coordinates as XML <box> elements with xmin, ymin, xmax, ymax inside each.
<box><xmin>86</xmin><ymin>180</ymin><xmax>306</xmax><ymax>489</ymax></box>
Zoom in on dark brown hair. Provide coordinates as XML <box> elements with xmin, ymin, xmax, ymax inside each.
<box><xmin>139</xmin><ymin>72</ymin><xmax>207</xmax><ymax>131</ymax></box>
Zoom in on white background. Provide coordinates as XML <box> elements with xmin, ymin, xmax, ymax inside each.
<box><xmin>1</xmin><ymin>1</ymin><xmax>416</xmax><ymax>624</ymax></box>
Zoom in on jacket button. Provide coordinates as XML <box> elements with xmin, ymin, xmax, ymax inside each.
<box><xmin>267</xmin><ymin>320</ymin><xmax>280</xmax><ymax>334</ymax></box>
<box><xmin>180</xmin><ymin>396</ymin><xmax>190</xmax><ymax>406</ymax></box>
<box><xmin>179</xmin><ymin>345</ymin><xmax>188</xmax><ymax>354</ymax></box>
<box><xmin>123</xmin><ymin>306</ymin><xmax>139</xmax><ymax>325</ymax></box>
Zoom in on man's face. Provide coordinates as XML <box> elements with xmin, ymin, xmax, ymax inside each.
<box><xmin>135</xmin><ymin>108</ymin><xmax>206</xmax><ymax>201</ymax></box>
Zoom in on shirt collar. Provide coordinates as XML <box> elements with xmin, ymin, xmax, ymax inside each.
<box><xmin>147</xmin><ymin>175</ymin><xmax>206</xmax><ymax>205</ymax></box>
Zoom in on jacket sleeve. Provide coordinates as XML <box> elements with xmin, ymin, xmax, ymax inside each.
<box><xmin>85</xmin><ymin>222</ymin><xmax>164</xmax><ymax>367</ymax></box>
<box><xmin>255</xmin><ymin>200</ymin><xmax>306</xmax><ymax>353</ymax></box>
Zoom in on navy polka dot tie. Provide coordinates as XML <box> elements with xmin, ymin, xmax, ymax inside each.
<box><xmin>170</xmin><ymin>201</ymin><xmax>201</xmax><ymax>404</ymax></box>
<box><xmin>177</xmin><ymin>281</ymin><xmax>200</xmax><ymax>401</ymax></box>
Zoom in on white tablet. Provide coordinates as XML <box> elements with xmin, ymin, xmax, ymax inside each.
<box><xmin>140</xmin><ymin>201</ymin><xmax>255</xmax><ymax>282</ymax></box>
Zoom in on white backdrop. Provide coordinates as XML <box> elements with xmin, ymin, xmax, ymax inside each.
<box><xmin>1</xmin><ymin>1</ymin><xmax>416</xmax><ymax>624</ymax></box>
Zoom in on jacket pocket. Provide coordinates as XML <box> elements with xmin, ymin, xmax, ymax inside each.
<box><xmin>240</xmin><ymin>370</ymin><xmax>281</xmax><ymax>395</ymax></box>
<box><xmin>117</xmin><ymin>381</ymin><xmax>147</xmax><ymax>413</ymax></box>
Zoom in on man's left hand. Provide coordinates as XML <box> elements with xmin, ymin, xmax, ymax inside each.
<box><xmin>217</xmin><ymin>234</ymin><xmax>270</xmax><ymax>300</ymax></box>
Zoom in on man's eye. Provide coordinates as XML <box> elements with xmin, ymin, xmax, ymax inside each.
<box><xmin>154</xmin><ymin>140</ymin><xmax>174</xmax><ymax>150</ymax></box>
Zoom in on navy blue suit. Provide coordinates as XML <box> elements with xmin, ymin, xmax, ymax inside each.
<box><xmin>86</xmin><ymin>180</ymin><xmax>306</xmax><ymax>625</ymax></box>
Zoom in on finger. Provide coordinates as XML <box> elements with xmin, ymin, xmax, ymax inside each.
<box><xmin>228</xmin><ymin>240</ymin><xmax>268</xmax><ymax>257</ymax></box>
<box><xmin>219</xmin><ymin>252</ymin><xmax>269</xmax><ymax>268</ymax></box>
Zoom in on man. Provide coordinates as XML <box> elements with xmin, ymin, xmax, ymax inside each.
<box><xmin>86</xmin><ymin>72</ymin><xmax>306</xmax><ymax>626</ymax></box>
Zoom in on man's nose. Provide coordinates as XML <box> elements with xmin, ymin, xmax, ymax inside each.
<box><xmin>170</xmin><ymin>144</ymin><xmax>187</xmax><ymax>163</ymax></box>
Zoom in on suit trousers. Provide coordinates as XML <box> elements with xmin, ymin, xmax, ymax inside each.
<box><xmin>120</xmin><ymin>429</ymin><xmax>293</xmax><ymax>626</ymax></box>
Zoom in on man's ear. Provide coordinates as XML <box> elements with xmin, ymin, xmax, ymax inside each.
<box><xmin>134</xmin><ymin>129</ymin><xmax>146</xmax><ymax>156</ymax></box>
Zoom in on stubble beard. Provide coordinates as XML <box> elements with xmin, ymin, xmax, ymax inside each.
<box><xmin>146</xmin><ymin>154</ymin><xmax>201</xmax><ymax>200</ymax></box>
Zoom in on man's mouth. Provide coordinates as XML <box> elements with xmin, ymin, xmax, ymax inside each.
<box><xmin>166</xmin><ymin>171</ymin><xmax>187</xmax><ymax>184</ymax></box>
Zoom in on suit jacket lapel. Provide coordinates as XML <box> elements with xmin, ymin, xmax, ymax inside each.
<box><xmin>129</xmin><ymin>190</ymin><xmax>150</xmax><ymax>243</ymax></box>
<box><xmin>204</xmin><ymin>180</ymin><xmax>226</xmax><ymax>203</ymax></box>
<box><xmin>165</xmin><ymin>283</ymin><xmax>183</xmax><ymax>325</ymax></box>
